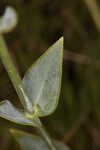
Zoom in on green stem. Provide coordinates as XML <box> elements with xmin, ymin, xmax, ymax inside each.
<box><xmin>0</xmin><ymin>35</ymin><xmax>33</xmax><ymax>113</ymax></box>
<box><xmin>38</xmin><ymin>124</ymin><xmax>57</xmax><ymax>150</ymax></box>
<box><xmin>0</xmin><ymin>35</ymin><xmax>57</xmax><ymax>150</ymax></box>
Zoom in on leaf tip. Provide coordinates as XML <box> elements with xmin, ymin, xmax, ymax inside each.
<box><xmin>59</xmin><ymin>36</ymin><xmax>64</xmax><ymax>42</ymax></box>
<box><xmin>58</xmin><ymin>36</ymin><xmax>64</xmax><ymax>46</ymax></box>
<box><xmin>55</xmin><ymin>36</ymin><xmax>64</xmax><ymax>54</ymax></box>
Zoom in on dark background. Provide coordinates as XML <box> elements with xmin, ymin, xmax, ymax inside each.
<box><xmin>0</xmin><ymin>0</ymin><xmax>100</xmax><ymax>150</ymax></box>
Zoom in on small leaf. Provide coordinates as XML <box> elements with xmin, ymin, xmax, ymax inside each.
<box><xmin>22</xmin><ymin>37</ymin><xmax>63</xmax><ymax>116</ymax></box>
<box><xmin>10</xmin><ymin>129</ymin><xmax>70</xmax><ymax>150</ymax></box>
<box><xmin>0</xmin><ymin>7</ymin><xmax>18</xmax><ymax>34</ymax></box>
<box><xmin>0</xmin><ymin>100</ymin><xmax>41</xmax><ymax>127</ymax></box>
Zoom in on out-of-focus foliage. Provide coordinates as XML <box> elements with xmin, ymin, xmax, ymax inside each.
<box><xmin>0</xmin><ymin>0</ymin><xmax>100</xmax><ymax>150</ymax></box>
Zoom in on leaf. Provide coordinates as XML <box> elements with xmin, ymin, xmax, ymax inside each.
<box><xmin>10</xmin><ymin>129</ymin><xmax>70</xmax><ymax>150</ymax></box>
<box><xmin>22</xmin><ymin>37</ymin><xmax>63</xmax><ymax>117</ymax></box>
<box><xmin>0</xmin><ymin>7</ymin><xmax>18</xmax><ymax>34</ymax></box>
<box><xmin>0</xmin><ymin>100</ymin><xmax>41</xmax><ymax>127</ymax></box>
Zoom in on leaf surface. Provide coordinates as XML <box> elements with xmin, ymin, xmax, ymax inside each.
<box><xmin>22</xmin><ymin>37</ymin><xmax>63</xmax><ymax>116</ymax></box>
<box><xmin>11</xmin><ymin>129</ymin><xmax>70</xmax><ymax>150</ymax></box>
<box><xmin>0</xmin><ymin>100</ymin><xmax>41</xmax><ymax>127</ymax></box>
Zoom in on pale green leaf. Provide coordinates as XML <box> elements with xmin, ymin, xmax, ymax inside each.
<box><xmin>0</xmin><ymin>100</ymin><xmax>41</xmax><ymax>127</ymax></box>
<box><xmin>10</xmin><ymin>129</ymin><xmax>69</xmax><ymax>150</ymax></box>
<box><xmin>0</xmin><ymin>7</ymin><xmax>18</xmax><ymax>34</ymax></box>
<box><xmin>22</xmin><ymin>37</ymin><xmax>63</xmax><ymax>116</ymax></box>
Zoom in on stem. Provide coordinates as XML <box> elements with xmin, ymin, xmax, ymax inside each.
<box><xmin>0</xmin><ymin>35</ymin><xmax>57</xmax><ymax>150</ymax></box>
<box><xmin>0</xmin><ymin>35</ymin><xmax>32</xmax><ymax>113</ymax></box>
<box><xmin>38</xmin><ymin>124</ymin><xmax>57</xmax><ymax>150</ymax></box>
<box><xmin>84</xmin><ymin>0</ymin><xmax>100</xmax><ymax>31</ymax></box>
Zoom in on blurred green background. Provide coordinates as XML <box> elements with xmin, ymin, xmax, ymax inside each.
<box><xmin>0</xmin><ymin>0</ymin><xmax>100</xmax><ymax>150</ymax></box>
